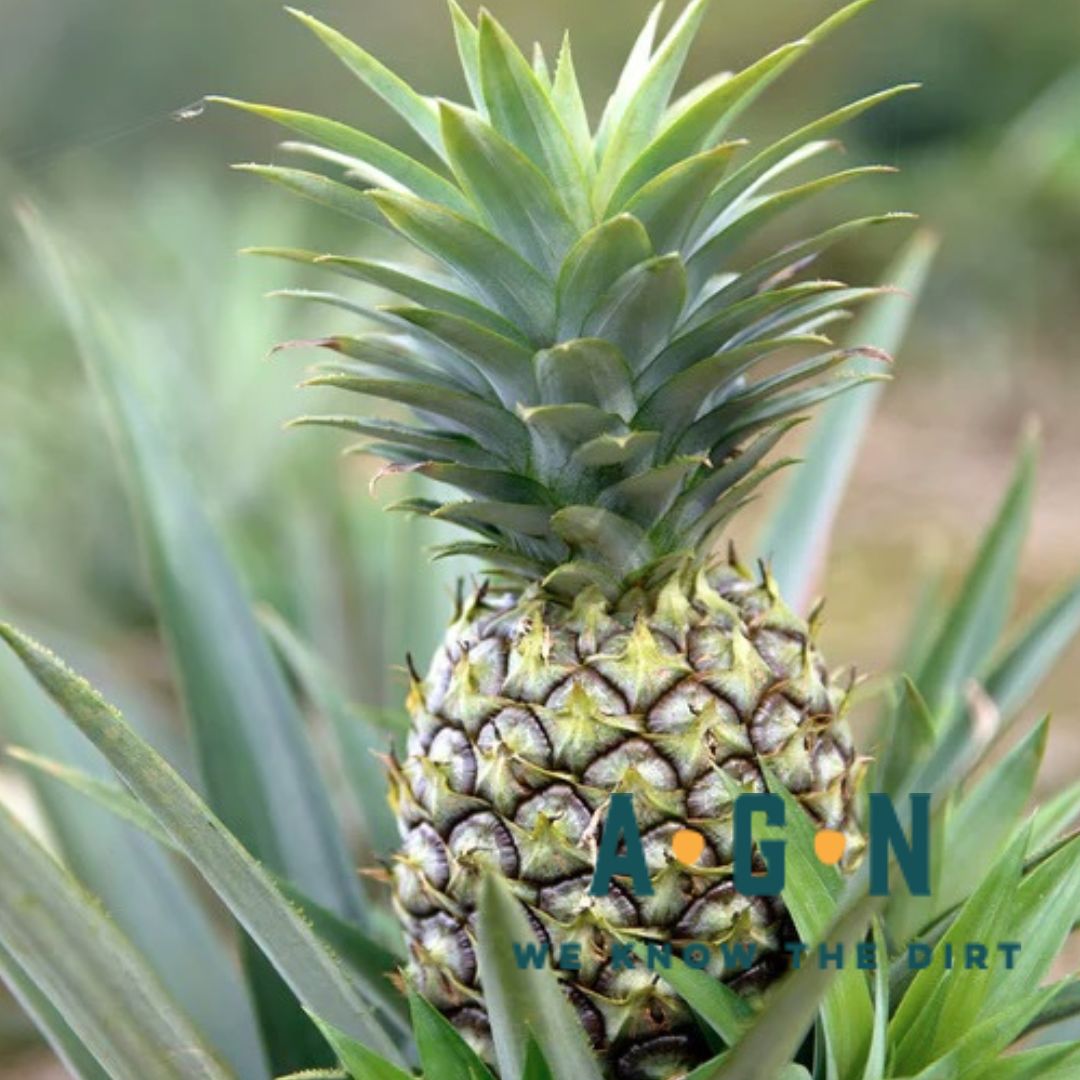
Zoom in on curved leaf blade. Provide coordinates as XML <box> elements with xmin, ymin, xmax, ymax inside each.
<box><xmin>0</xmin><ymin>654</ymin><xmax>268</xmax><ymax>1079</ymax></box>
<box><xmin>0</xmin><ymin>941</ymin><xmax>112</xmax><ymax>1080</ymax></box>
<box><xmin>286</xmin><ymin>8</ymin><xmax>443</xmax><ymax>156</ymax></box>
<box><xmin>756</xmin><ymin>231</ymin><xmax>937</xmax><ymax>611</ymax></box>
<box><xmin>475</xmin><ymin>874</ymin><xmax>603</xmax><ymax>1080</ymax></box>
<box><xmin>409</xmin><ymin>992</ymin><xmax>495</xmax><ymax>1080</ymax></box>
<box><xmin>0</xmin><ymin>798</ymin><xmax>236</xmax><ymax>1080</ymax></box>
<box><xmin>984</xmin><ymin>576</ymin><xmax>1080</xmax><ymax>720</ymax></box>
<box><xmin>0</xmin><ymin>623</ymin><xmax>405</xmax><ymax>1066</ymax></box>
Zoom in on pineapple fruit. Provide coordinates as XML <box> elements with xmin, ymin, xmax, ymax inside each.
<box><xmin>394</xmin><ymin>565</ymin><xmax>863</xmax><ymax>1074</ymax></box>
<box><xmin>221</xmin><ymin>0</ymin><xmax>909</xmax><ymax>1073</ymax></box>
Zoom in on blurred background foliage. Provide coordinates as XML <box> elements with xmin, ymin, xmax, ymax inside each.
<box><xmin>1</xmin><ymin>0</ymin><xmax>1079</xmax><ymax>1073</ymax></box>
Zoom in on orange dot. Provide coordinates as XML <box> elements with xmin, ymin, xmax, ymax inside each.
<box><xmin>814</xmin><ymin>829</ymin><xmax>846</xmax><ymax>866</ymax></box>
<box><xmin>672</xmin><ymin>828</ymin><xmax>706</xmax><ymax>865</ymax></box>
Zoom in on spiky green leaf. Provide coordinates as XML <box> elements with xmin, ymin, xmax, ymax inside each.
<box><xmin>475</xmin><ymin>875</ymin><xmax>603</xmax><ymax>1080</ymax></box>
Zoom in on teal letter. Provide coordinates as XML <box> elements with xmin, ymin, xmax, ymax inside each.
<box><xmin>719</xmin><ymin>941</ymin><xmax>757</xmax><ymax>972</ymax></box>
<box><xmin>998</xmin><ymin>942</ymin><xmax>1021</xmax><ymax>969</ymax></box>
<box><xmin>733</xmin><ymin>793</ymin><xmax>785</xmax><ymax>896</ymax></box>
<box><xmin>869</xmin><ymin>793</ymin><xmax>930</xmax><ymax>896</ymax></box>
<box><xmin>590</xmin><ymin>793</ymin><xmax>653</xmax><ymax>897</ymax></box>
<box><xmin>908</xmin><ymin>942</ymin><xmax>932</xmax><ymax>969</ymax></box>
<box><xmin>558</xmin><ymin>943</ymin><xmax>582</xmax><ymax>971</ymax></box>
<box><xmin>646</xmin><ymin>942</ymin><xmax>672</xmax><ymax>970</ymax></box>
<box><xmin>683</xmin><ymin>944</ymin><xmax>710</xmax><ymax>970</ymax></box>
<box><xmin>611</xmin><ymin>942</ymin><xmax>636</xmax><ymax>971</ymax></box>
<box><xmin>856</xmin><ymin>941</ymin><xmax>877</xmax><ymax>970</ymax></box>
<box><xmin>513</xmin><ymin>941</ymin><xmax>550</xmax><ymax>969</ymax></box>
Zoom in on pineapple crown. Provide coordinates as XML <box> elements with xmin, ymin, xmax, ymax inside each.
<box><xmin>215</xmin><ymin>0</ymin><xmax>916</xmax><ymax>600</ymax></box>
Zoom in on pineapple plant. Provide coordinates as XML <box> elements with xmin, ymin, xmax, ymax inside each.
<box><xmin>2</xmin><ymin>2</ymin><xmax>1080</xmax><ymax>1080</ymax></box>
<box><xmin>215</xmin><ymin>0</ymin><xmax>907</xmax><ymax>1072</ymax></box>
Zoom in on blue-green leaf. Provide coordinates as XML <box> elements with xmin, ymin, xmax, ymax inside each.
<box><xmin>210</xmin><ymin>99</ymin><xmax>468</xmax><ymax>213</ymax></box>
<box><xmin>861</xmin><ymin>922</ymin><xmax>889</xmax><ymax>1080</ymax></box>
<box><xmin>258</xmin><ymin>609</ymin><xmax>399</xmax><ymax>858</ymax></box>
<box><xmin>606</xmin><ymin>41</ymin><xmax>808</xmax><ymax>210</ymax></box>
<box><xmin>409</xmin><ymin>992</ymin><xmax>495</xmax><ymax>1080</ymax></box>
<box><xmin>439</xmin><ymin>102</ymin><xmax>577</xmax><ymax>275</ymax></box>
<box><xmin>710</xmin><ymin>897</ymin><xmax>879</xmax><ymax>1080</ymax></box>
<box><xmin>372</xmin><ymin>191</ymin><xmax>556</xmax><ymax>343</ymax></box>
<box><xmin>984</xmin><ymin>576</ymin><xmax>1080</xmax><ymax>720</ymax></box>
<box><xmin>757</xmin><ymin>779</ymin><xmax>873</xmax><ymax>1079</ymax></box>
<box><xmin>0</xmin><ymin>622</ymin><xmax>404</xmax><ymax>1066</ymax></box>
<box><xmin>448</xmin><ymin>1</ymin><xmax>484</xmax><ymax>112</ymax></box>
<box><xmin>551</xmin><ymin>35</ymin><xmax>593</xmax><ymax>173</ymax></box>
<box><xmin>582</xmin><ymin>254</ymin><xmax>686</xmax><ymax>373</ymax></box>
<box><xmin>594</xmin><ymin>0</ymin><xmax>713</xmax><ymax>208</ymax></box>
<box><xmin>0</xmin><ymin>653</ymin><xmax>268</xmax><ymax>1078</ymax></box>
<box><xmin>21</xmin><ymin>205</ymin><xmax>369</xmax><ymax>1068</ymax></box>
<box><xmin>967</xmin><ymin>1041</ymin><xmax>1080</xmax><ymax>1080</ymax></box>
<box><xmin>640</xmin><ymin>948</ymin><xmax>752</xmax><ymax>1046</ymax></box>
<box><xmin>756</xmin><ymin>231</ymin><xmax>936</xmax><ymax>611</ymax></box>
<box><xmin>916</xmin><ymin>432</ymin><xmax>1038</xmax><ymax>719</ymax></box>
<box><xmin>231</xmin><ymin>164</ymin><xmax>385</xmax><ymax>228</ymax></box>
<box><xmin>0</xmin><ymin>798</ymin><xmax>236</xmax><ymax>1080</ymax></box>
<box><xmin>940</xmin><ymin>717</ymin><xmax>1049</xmax><ymax>915</ymax></box>
<box><xmin>286</xmin><ymin>8</ymin><xmax>443</xmax><ymax>156</ymax></box>
<box><xmin>475</xmin><ymin>874</ymin><xmax>603</xmax><ymax>1080</ymax></box>
<box><xmin>477</xmin><ymin>12</ymin><xmax>591</xmax><ymax>229</ymax></box>
<box><xmin>556</xmin><ymin>215</ymin><xmax>654</xmax><ymax>340</ymax></box>
<box><xmin>312</xmin><ymin>1015</ymin><xmax>412</xmax><ymax>1080</ymax></box>
<box><xmin>0</xmin><ymin>941</ymin><xmax>111</xmax><ymax>1080</ymax></box>
<box><xmin>888</xmin><ymin>830</ymin><xmax>1027</xmax><ymax>1072</ymax></box>
<box><xmin>594</xmin><ymin>3</ymin><xmax>662</xmax><ymax>159</ymax></box>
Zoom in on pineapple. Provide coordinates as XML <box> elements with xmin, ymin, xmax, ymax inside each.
<box><xmin>394</xmin><ymin>564</ymin><xmax>860</xmax><ymax>1075</ymax></box>
<box><xmin>219</xmin><ymin>1</ymin><xmax>910</xmax><ymax>1073</ymax></box>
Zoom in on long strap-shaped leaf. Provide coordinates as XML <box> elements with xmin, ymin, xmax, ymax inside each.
<box><xmin>0</xmin><ymin>941</ymin><xmax>112</xmax><ymax>1080</ymax></box>
<box><xmin>408</xmin><ymin>991</ymin><xmax>496</xmax><ymax>1080</ymax></box>
<box><xmin>706</xmin><ymin>897</ymin><xmax>880</xmax><ymax>1080</ymax></box>
<box><xmin>1</xmin><ymin>745</ymin><xmax>411</xmax><ymax>1039</ymax></box>
<box><xmin>912</xmin><ymin>432</ymin><xmax>1037</xmax><ymax>725</ymax></box>
<box><xmin>756</xmin><ymin>232</ymin><xmax>936</xmax><ymax>611</ymax></box>
<box><xmin>984</xmin><ymin>575</ymin><xmax>1080</xmax><ymax>720</ymax></box>
<box><xmin>209</xmin><ymin>99</ymin><xmax>469</xmax><ymax>214</ymax></box>
<box><xmin>594</xmin><ymin>0</ymin><xmax>713</xmax><ymax>209</ymax></box>
<box><xmin>20</xmin><ymin>208</ymin><xmax>365</xmax><ymax>922</ymax></box>
<box><xmin>251</xmin><ymin>246</ymin><xmax>521</xmax><ymax>342</ymax></box>
<box><xmin>687</xmin><ymin>165</ymin><xmax>899</xmax><ymax>291</ymax></box>
<box><xmin>594</xmin><ymin>2</ymin><xmax>663</xmax><ymax>160</ymax></box>
<box><xmin>439</xmin><ymin>100</ymin><xmax>578</xmax><ymax>276</ymax></box>
<box><xmin>475</xmin><ymin>874</ymin><xmax>604</xmax><ymax>1080</ymax></box>
<box><xmin>478</xmin><ymin>11</ymin><xmax>592</xmax><ymax>230</ymax></box>
<box><xmin>694</xmin><ymin>83</ymin><xmax>921</xmax><ymax>234</ymax></box>
<box><xmin>258</xmin><ymin>610</ymin><xmax>400</xmax><ymax>860</ymax></box>
<box><xmin>0</xmin><ymin>797</ymin><xmax>236</xmax><ymax>1080</ymax></box>
<box><xmin>286</xmin><ymin>7</ymin><xmax>444</xmax><ymax>157</ymax></box>
<box><xmin>372</xmin><ymin>190</ymin><xmax>556</xmax><ymax>343</ymax></box>
<box><xmin>0</xmin><ymin>654</ymin><xmax>269</xmax><ymax>1079</ymax></box>
<box><xmin>302</xmin><ymin>372</ymin><xmax>530</xmax><ymax>466</ymax></box>
<box><xmin>21</xmin><ymin>205</ymin><xmax>371</xmax><ymax>1066</ymax></box>
<box><xmin>758</xmin><ymin>781</ymin><xmax>873</xmax><ymax>1079</ymax></box>
<box><xmin>631</xmin><ymin>0</ymin><xmax>886</xmax><ymax>222</ymax></box>
<box><xmin>604</xmin><ymin>40</ymin><xmax>808</xmax><ymax>211</ymax></box>
<box><xmin>0</xmin><ymin>623</ymin><xmax>405</xmax><ymax>1066</ymax></box>
<box><xmin>233</xmin><ymin>164</ymin><xmax>387</xmax><ymax>228</ymax></box>
<box><xmin>448</xmin><ymin>1</ymin><xmax>485</xmax><ymax>114</ymax></box>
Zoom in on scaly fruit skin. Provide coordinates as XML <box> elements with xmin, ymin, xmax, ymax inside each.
<box><xmin>390</xmin><ymin>558</ymin><xmax>863</xmax><ymax>1079</ymax></box>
